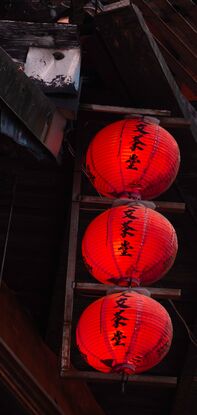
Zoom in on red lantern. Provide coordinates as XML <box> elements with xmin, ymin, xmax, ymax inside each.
<box><xmin>76</xmin><ymin>291</ymin><xmax>173</xmax><ymax>374</ymax></box>
<box><xmin>86</xmin><ymin>118</ymin><xmax>180</xmax><ymax>200</ymax></box>
<box><xmin>82</xmin><ymin>204</ymin><xmax>178</xmax><ymax>287</ymax></box>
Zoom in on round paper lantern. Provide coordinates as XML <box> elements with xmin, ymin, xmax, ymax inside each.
<box><xmin>82</xmin><ymin>204</ymin><xmax>178</xmax><ymax>287</ymax></box>
<box><xmin>86</xmin><ymin>118</ymin><xmax>180</xmax><ymax>200</ymax></box>
<box><xmin>76</xmin><ymin>291</ymin><xmax>173</xmax><ymax>374</ymax></box>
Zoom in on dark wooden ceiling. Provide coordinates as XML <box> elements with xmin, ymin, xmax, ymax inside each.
<box><xmin>0</xmin><ymin>1</ymin><xmax>197</xmax><ymax>415</ymax></box>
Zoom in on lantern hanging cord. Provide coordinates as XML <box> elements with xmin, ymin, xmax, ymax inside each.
<box><xmin>168</xmin><ymin>299</ymin><xmax>197</xmax><ymax>347</ymax></box>
<box><xmin>64</xmin><ymin>136</ymin><xmax>103</xmax><ymax>199</ymax></box>
<box><xmin>121</xmin><ymin>373</ymin><xmax>129</xmax><ymax>394</ymax></box>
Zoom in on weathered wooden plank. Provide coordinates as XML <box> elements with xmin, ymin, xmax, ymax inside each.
<box><xmin>91</xmin><ymin>1</ymin><xmax>197</xmax><ymax>75</ymax></box>
<box><xmin>0</xmin><ymin>21</ymin><xmax>79</xmax><ymax>62</ymax></box>
<box><xmin>94</xmin><ymin>4</ymin><xmax>182</xmax><ymax>111</ymax></box>
<box><xmin>75</xmin><ymin>283</ymin><xmax>182</xmax><ymax>300</ymax></box>
<box><xmin>0</xmin><ymin>284</ymin><xmax>105</xmax><ymax>415</ymax></box>
<box><xmin>80</xmin><ymin>196</ymin><xmax>186</xmax><ymax>213</ymax></box>
<box><xmin>141</xmin><ymin>0</ymin><xmax>197</xmax><ymax>51</ymax></box>
<box><xmin>80</xmin><ymin>103</ymin><xmax>171</xmax><ymax>116</ymax></box>
<box><xmin>170</xmin><ymin>0</ymin><xmax>197</xmax><ymax>28</ymax></box>
<box><xmin>133</xmin><ymin>5</ymin><xmax>197</xmax><ymax>143</ymax></box>
<box><xmin>62</xmin><ymin>371</ymin><xmax>178</xmax><ymax>387</ymax></box>
<box><xmin>156</xmin><ymin>38</ymin><xmax>197</xmax><ymax>95</ymax></box>
<box><xmin>134</xmin><ymin>1</ymin><xmax>197</xmax><ymax>75</ymax></box>
<box><xmin>61</xmin><ymin>202</ymin><xmax>80</xmax><ymax>372</ymax></box>
<box><xmin>61</xmin><ymin>129</ymin><xmax>82</xmax><ymax>373</ymax></box>
<box><xmin>80</xmin><ymin>104</ymin><xmax>190</xmax><ymax>127</ymax></box>
<box><xmin>85</xmin><ymin>0</ymin><xmax>197</xmax><ymax>30</ymax></box>
<box><xmin>0</xmin><ymin>1</ymin><xmax>71</xmax><ymax>23</ymax></box>
<box><xmin>159</xmin><ymin>117</ymin><xmax>191</xmax><ymax>128</ymax></box>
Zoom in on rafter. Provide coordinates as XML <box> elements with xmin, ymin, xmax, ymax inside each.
<box><xmin>132</xmin><ymin>4</ymin><xmax>197</xmax><ymax>143</ymax></box>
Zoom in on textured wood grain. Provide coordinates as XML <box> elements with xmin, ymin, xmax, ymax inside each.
<box><xmin>0</xmin><ymin>21</ymin><xmax>79</xmax><ymax>62</ymax></box>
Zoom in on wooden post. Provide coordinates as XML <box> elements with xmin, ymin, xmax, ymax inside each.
<box><xmin>61</xmin><ymin>129</ymin><xmax>82</xmax><ymax>373</ymax></box>
<box><xmin>75</xmin><ymin>283</ymin><xmax>181</xmax><ymax>300</ymax></box>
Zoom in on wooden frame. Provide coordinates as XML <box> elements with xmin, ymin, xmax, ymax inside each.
<box><xmin>62</xmin><ymin>371</ymin><xmax>177</xmax><ymax>387</ymax></box>
<box><xmin>60</xmin><ymin>106</ymin><xmax>184</xmax><ymax>380</ymax></box>
<box><xmin>80</xmin><ymin>104</ymin><xmax>191</xmax><ymax>128</ymax></box>
<box><xmin>75</xmin><ymin>283</ymin><xmax>181</xmax><ymax>300</ymax></box>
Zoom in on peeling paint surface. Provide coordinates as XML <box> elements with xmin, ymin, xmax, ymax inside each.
<box><xmin>24</xmin><ymin>47</ymin><xmax>81</xmax><ymax>93</ymax></box>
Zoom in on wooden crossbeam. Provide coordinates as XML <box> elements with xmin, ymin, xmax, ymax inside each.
<box><xmin>160</xmin><ymin>117</ymin><xmax>191</xmax><ymax>128</ymax></box>
<box><xmin>80</xmin><ymin>103</ymin><xmax>171</xmax><ymax>117</ymax></box>
<box><xmin>79</xmin><ymin>196</ymin><xmax>186</xmax><ymax>213</ymax></box>
<box><xmin>75</xmin><ymin>283</ymin><xmax>182</xmax><ymax>300</ymax></box>
<box><xmin>62</xmin><ymin>371</ymin><xmax>177</xmax><ymax>388</ymax></box>
<box><xmin>0</xmin><ymin>21</ymin><xmax>79</xmax><ymax>62</ymax></box>
<box><xmin>80</xmin><ymin>104</ymin><xmax>191</xmax><ymax>127</ymax></box>
<box><xmin>0</xmin><ymin>284</ymin><xmax>105</xmax><ymax>415</ymax></box>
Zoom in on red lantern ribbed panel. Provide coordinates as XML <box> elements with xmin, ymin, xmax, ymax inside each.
<box><xmin>76</xmin><ymin>291</ymin><xmax>173</xmax><ymax>374</ymax></box>
<box><xmin>86</xmin><ymin>119</ymin><xmax>180</xmax><ymax>199</ymax></box>
<box><xmin>82</xmin><ymin>204</ymin><xmax>178</xmax><ymax>286</ymax></box>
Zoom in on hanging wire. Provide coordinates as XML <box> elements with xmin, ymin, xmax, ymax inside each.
<box><xmin>0</xmin><ymin>178</ymin><xmax>17</xmax><ymax>287</ymax></box>
<box><xmin>121</xmin><ymin>372</ymin><xmax>129</xmax><ymax>394</ymax></box>
<box><xmin>168</xmin><ymin>299</ymin><xmax>197</xmax><ymax>348</ymax></box>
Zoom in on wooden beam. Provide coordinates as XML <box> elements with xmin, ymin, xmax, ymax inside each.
<box><xmin>93</xmin><ymin>4</ymin><xmax>182</xmax><ymax>112</ymax></box>
<box><xmin>92</xmin><ymin>0</ymin><xmax>197</xmax><ymax>108</ymax></box>
<box><xmin>155</xmin><ymin>38</ymin><xmax>197</xmax><ymax>96</ymax></box>
<box><xmin>0</xmin><ymin>284</ymin><xmax>105</xmax><ymax>415</ymax></box>
<box><xmin>80</xmin><ymin>103</ymin><xmax>171</xmax><ymax>117</ymax></box>
<box><xmin>132</xmin><ymin>5</ymin><xmax>197</xmax><ymax>143</ymax></box>
<box><xmin>170</xmin><ymin>0</ymin><xmax>197</xmax><ymax>28</ymax></box>
<box><xmin>75</xmin><ymin>283</ymin><xmax>182</xmax><ymax>300</ymax></box>
<box><xmin>0</xmin><ymin>21</ymin><xmax>79</xmax><ymax>62</ymax></box>
<box><xmin>80</xmin><ymin>104</ymin><xmax>191</xmax><ymax>127</ymax></box>
<box><xmin>61</xmin><ymin>128</ymin><xmax>82</xmax><ymax>373</ymax></box>
<box><xmin>62</xmin><ymin>371</ymin><xmax>177</xmax><ymax>388</ymax></box>
<box><xmin>140</xmin><ymin>0</ymin><xmax>197</xmax><ymax>52</ymax></box>
<box><xmin>79</xmin><ymin>196</ymin><xmax>186</xmax><ymax>213</ymax></box>
<box><xmin>159</xmin><ymin>117</ymin><xmax>191</xmax><ymax>128</ymax></box>
<box><xmin>0</xmin><ymin>2</ymin><xmax>71</xmax><ymax>23</ymax></box>
<box><xmin>134</xmin><ymin>1</ymin><xmax>197</xmax><ymax>75</ymax></box>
